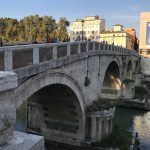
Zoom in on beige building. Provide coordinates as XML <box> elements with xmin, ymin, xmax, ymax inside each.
<box><xmin>70</xmin><ymin>16</ymin><xmax>105</xmax><ymax>41</ymax></box>
<box><xmin>139</xmin><ymin>12</ymin><xmax>150</xmax><ymax>56</ymax></box>
<box><xmin>99</xmin><ymin>24</ymin><xmax>132</xmax><ymax>49</ymax></box>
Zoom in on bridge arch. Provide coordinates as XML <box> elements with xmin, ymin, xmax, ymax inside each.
<box><xmin>101</xmin><ymin>56</ymin><xmax>122</xmax><ymax>76</ymax></box>
<box><xmin>100</xmin><ymin>57</ymin><xmax>122</xmax><ymax>100</ymax></box>
<box><xmin>14</xmin><ymin>70</ymin><xmax>86</xmax><ymax>143</ymax></box>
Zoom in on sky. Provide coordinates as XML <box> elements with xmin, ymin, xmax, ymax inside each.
<box><xmin>0</xmin><ymin>0</ymin><xmax>150</xmax><ymax>36</ymax></box>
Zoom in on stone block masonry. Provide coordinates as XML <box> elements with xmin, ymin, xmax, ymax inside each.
<box><xmin>1</xmin><ymin>131</ymin><xmax>44</xmax><ymax>150</ymax></box>
<box><xmin>0</xmin><ymin>41</ymin><xmax>140</xmax><ymax>147</ymax></box>
<box><xmin>0</xmin><ymin>71</ymin><xmax>18</xmax><ymax>147</ymax></box>
<box><xmin>0</xmin><ymin>71</ymin><xmax>18</xmax><ymax>92</ymax></box>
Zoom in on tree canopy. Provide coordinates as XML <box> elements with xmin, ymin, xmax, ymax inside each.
<box><xmin>0</xmin><ymin>15</ymin><xmax>70</xmax><ymax>43</ymax></box>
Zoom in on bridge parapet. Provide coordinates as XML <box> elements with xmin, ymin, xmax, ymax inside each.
<box><xmin>0</xmin><ymin>41</ymin><xmax>138</xmax><ymax>71</ymax></box>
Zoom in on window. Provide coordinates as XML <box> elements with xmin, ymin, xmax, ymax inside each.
<box><xmin>146</xmin><ymin>22</ymin><xmax>150</xmax><ymax>45</ymax></box>
<box><xmin>96</xmin><ymin>36</ymin><xmax>99</xmax><ymax>39</ymax></box>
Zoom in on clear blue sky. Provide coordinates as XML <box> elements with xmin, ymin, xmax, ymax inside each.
<box><xmin>0</xmin><ymin>0</ymin><xmax>150</xmax><ymax>36</ymax></box>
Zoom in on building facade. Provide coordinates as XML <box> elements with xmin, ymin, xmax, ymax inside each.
<box><xmin>70</xmin><ymin>16</ymin><xmax>105</xmax><ymax>41</ymax></box>
<box><xmin>99</xmin><ymin>24</ymin><xmax>132</xmax><ymax>49</ymax></box>
<box><xmin>124</xmin><ymin>28</ymin><xmax>136</xmax><ymax>48</ymax></box>
<box><xmin>139</xmin><ymin>12</ymin><xmax>150</xmax><ymax>56</ymax></box>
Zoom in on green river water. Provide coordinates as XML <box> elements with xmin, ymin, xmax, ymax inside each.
<box><xmin>15</xmin><ymin>103</ymin><xmax>150</xmax><ymax>150</ymax></box>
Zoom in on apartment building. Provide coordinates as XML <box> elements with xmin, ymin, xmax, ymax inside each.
<box><xmin>70</xmin><ymin>16</ymin><xmax>105</xmax><ymax>41</ymax></box>
<box><xmin>99</xmin><ymin>24</ymin><xmax>132</xmax><ymax>49</ymax></box>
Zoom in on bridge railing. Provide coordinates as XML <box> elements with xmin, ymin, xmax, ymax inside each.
<box><xmin>0</xmin><ymin>41</ymin><xmax>138</xmax><ymax>71</ymax></box>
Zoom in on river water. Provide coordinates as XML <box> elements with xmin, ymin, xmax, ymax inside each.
<box><xmin>115</xmin><ymin>107</ymin><xmax>150</xmax><ymax>150</ymax></box>
<box><xmin>15</xmin><ymin>103</ymin><xmax>150</xmax><ymax>150</ymax></box>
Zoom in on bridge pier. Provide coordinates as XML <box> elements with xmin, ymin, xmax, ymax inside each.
<box><xmin>0</xmin><ymin>72</ymin><xmax>44</xmax><ymax>149</ymax></box>
<box><xmin>0</xmin><ymin>105</ymin><xmax>16</xmax><ymax>147</ymax></box>
<box><xmin>122</xmin><ymin>80</ymin><xmax>135</xmax><ymax>99</ymax></box>
<box><xmin>86</xmin><ymin>104</ymin><xmax>115</xmax><ymax>142</ymax></box>
<box><xmin>0</xmin><ymin>72</ymin><xmax>17</xmax><ymax>146</ymax></box>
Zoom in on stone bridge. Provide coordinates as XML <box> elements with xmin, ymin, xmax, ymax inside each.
<box><xmin>0</xmin><ymin>41</ymin><xmax>140</xmax><ymax>147</ymax></box>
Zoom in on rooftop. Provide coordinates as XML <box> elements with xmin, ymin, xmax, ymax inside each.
<box><xmin>100</xmin><ymin>31</ymin><xmax>126</xmax><ymax>34</ymax></box>
<box><xmin>113</xmin><ymin>24</ymin><xmax>123</xmax><ymax>27</ymax></box>
<box><xmin>73</xmin><ymin>15</ymin><xmax>104</xmax><ymax>22</ymax></box>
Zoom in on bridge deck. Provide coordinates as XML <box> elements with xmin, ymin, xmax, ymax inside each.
<box><xmin>0</xmin><ymin>41</ymin><xmax>139</xmax><ymax>73</ymax></box>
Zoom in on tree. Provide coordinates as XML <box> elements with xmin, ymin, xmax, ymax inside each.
<box><xmin>57</xmin><ymin>17</ymin><xmax>70</xmax><ymax>41</ymax></box>
<box><xmin>0</xmin><ymin>18</ymin><xmax>19</xmax><ymax>43</ymax></box>
<box><xmin>0</xmin><ymin>15</ymin><xmax>69</xmax><ymax>43</ymax></box>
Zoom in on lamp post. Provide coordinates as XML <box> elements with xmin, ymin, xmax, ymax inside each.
<box><xmin>112</xmin><ymin>34</ymin><xmax>114</xmax><ymax>45</ymax></box>
<box><xmin>46</xmin><ymin>23</ymin><xmax>49</xmax><ymax>43</ymax></box>
<box><xmin>81</xmin><ymin>19</ymin><xmax>84</xmax><ymax>41</ymax></box>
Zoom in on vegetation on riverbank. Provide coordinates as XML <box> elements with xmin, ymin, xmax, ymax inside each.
<box><xmin>92</xmin><ymin>125</ymin><xmax>132</xmax><ymax>150</ymax></box>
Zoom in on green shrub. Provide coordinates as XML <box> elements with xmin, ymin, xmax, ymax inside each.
<box><xmin>92</xmin><ymin>125</ymin><xmax>132</xmax><ymax>150</ymax></box>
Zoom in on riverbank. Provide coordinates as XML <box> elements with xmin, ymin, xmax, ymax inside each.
<box><xmin>99</xmin><ymin>98</ymin><xmax>150</xmax><ymax>110</ymax></box>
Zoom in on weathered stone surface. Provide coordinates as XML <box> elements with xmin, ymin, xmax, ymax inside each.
<box><xmin>0</xmin><ymin>42</ymin><xmax>140</xmax><ymax>146</ymax></box>
<box><xmin>122</xmin><ymin>82</ymin><xmax>135</xmax><ymax>99</ymax></box>
<box><xmin>1</xmin><ymin>131</ymin><xmax>44</xmax><ymax>150</ymax></box>
<box><xmin>0</xmin><ymin>71</ymin><xmax>18</xmax><ymax>92</ymax></box>
<box><xmin>0</xmin><ymin>106</ymin><xmax>16</xmax><ymax>147</ymax></box>
<box><xmin>0</xmin><ymin>72</ymin><xmax>17</xmax><ymax>146</ymax></box>
<box><xmin>141</xmin><ymin>56</ymin><xmax>150</xmax><ymax>75</ymax></box>
<box><xmin>87</xmin><ymin>107</ymin><xmax>115</xmax><ymax>141</ymax></box>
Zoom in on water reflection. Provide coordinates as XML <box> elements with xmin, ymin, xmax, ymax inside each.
<box><xmin>115</xmin><ymin>107</ymin><xmax>150</xmax><ymax>150</ymax></box>
<box><xmin>15</xmin><ymin>103</ymin><xmax>150</xmax><ymax>149</ymax></box>
<box><xmin>133</xmin><ymin>111</ymin><xmax>150</xmax><ymax>149</ymax></box>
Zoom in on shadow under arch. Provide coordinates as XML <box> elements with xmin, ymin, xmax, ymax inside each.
<box><xmin>14</xmin><ymin>71</ymin><xmax>86</xmax><ymax>145</ymax></box>
<box><xmin>101</xmin><ymin>61</ymin><xmax>121</xmax><ymax>100</ymax></box>
<box><xmin>126</xmin><ymin>60</ymin><xmax>133</xmax><ymax>79</ymax></box>
<box><xmin>135</xmin><ymin>59</ymin><xmax>139</xmax><ymax>73</ymax></box>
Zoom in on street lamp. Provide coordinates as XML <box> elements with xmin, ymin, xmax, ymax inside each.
<box><xmin>81</xmin><ymin>19</ymin><xmax>84</xmax><ymax>41</ymax></box>
<box><xmin>46</xmin><ymin>23</ymin><xmax>49</xmax><ymax>43</ymax></box>
<box><xmin>112</xmin><ymin>34</ymin><xmax>114</xmax><ymax>45</ymax></box>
